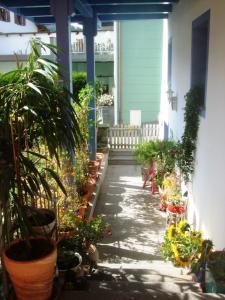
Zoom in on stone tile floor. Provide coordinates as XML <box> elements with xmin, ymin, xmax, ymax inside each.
<box><xmin>61</xmin><ymin>165</ymin><xmax>224</xmax><ymax>299</ymax></box>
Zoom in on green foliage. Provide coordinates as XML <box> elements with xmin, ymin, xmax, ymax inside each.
<box><xmin>178</xmin><ymin>86</ymin><xmax>204</xmax><ymax>181</ymax></box>
<box><xmin>72</xmin><ymin>71</ymin><xmax>104</xmax><ymax>104</ymax></box>
<box><xmin>72</xmin><ymin>72</ymin><xmax>87</xmax><ymax>102</ymax></box>
<box><xmin>135</xmin><ymin>140</ymin><xmax>178</xmax><ymax>186</ymax></box>
<box><xmin>161</xmin><ymin>220</ymin><xmax>203</xmax><ymax>268</ymax></box>
<box><xmin>0</xmin><ymin>39</ymin><xmax>81</xmax><ymax>245</ymax></box>
<box><xmin>74</xmin><ymin>216</ymin><xmax>110</xmax><ymax>246</ymax></box>
<box><xmin>208</xmin><ymin>250</ymin><xmax>225</xmax><ymax>282</ymax></box>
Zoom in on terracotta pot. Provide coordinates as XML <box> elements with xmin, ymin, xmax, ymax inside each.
<box><xmin>167</xmin><ymin>204</ymin><xmax>186</xmax><ymax>214</ymax></box>
<box><xmin>77</xmin><ymin>207</ymin><xmax>86</xmax><ymax>218</ymax></box>
<box><xmin>85</xmin><ymin>177</ymin><xmax>96</xmax><ymax>196</ymax></box>
<box><xmin>88</xmin><ymin>160</ymin><xmax>99</xmax><ymax>179</ymax></box>
<box><xmin>86</xmin><ymin>244</ymin><xmax>99</xmax><ymax>267</ymax></box>
<box><xmin>58</xmin><ymin>229</ymin><xmax>74</xmax><ymax>241</ymax></box>
<box><xmin>82</xmin><ymin>192</ymin><xmax>92</xmax><ymax>203</ymax></box>
<box><xmin>96</xmin><ymin>153</ymin><xmax>103</xmax><ymax>170</ymax></box>
<box><xmin>96</xmin><ymin>152</ymin><xmax>104</xmax><ymax>160</ymax></box>
<box><xmin>30</xmin><ymin>208</ymin><xmax>56</xmax><ymax>236</ymax></box>
<box><xmin>3</xmin><ymin>237</ymin><xmax>57</xmax><ymax>300</ymax></box>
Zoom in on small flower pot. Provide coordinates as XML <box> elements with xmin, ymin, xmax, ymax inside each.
<box><xmin>85</xmin><ymin>177</ymin><xmax>96</xmax><ymax>197</ymax></box>
<box><xmin>88</xmin><ymin>160</ymin><xmax>99</xmax><ymax>179</ymax></box>
<box><xmin>167</xmin><ymin>204</ymin><xmax>186</xmax><ymax>214</ymax></box>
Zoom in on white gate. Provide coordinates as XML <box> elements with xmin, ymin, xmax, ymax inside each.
<box><xmin>108</xmin><ymin>123</ymin><xmax>159</xmax><ymax>149</ymax></box>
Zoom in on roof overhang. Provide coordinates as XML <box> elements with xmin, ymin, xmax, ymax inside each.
<box><xmin>0</xmin><ymin>0</ymin><xmax>179</xmax><ymax>25</ymax></box>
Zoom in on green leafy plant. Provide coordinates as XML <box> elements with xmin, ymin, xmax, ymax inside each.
<box><xmin>0</xmin><ymin>39</ymin><xmax>81</xmax><ymax>246</ymax></box>
<box><xmin>178</xmin><ymin>86</ymin><xmax>204</xmax><ymax>181</ymax></box>
<box><xmin>135</xmin><ymin>140</ymin><xmax>178</xmax><ymax>186</ymax></box>
<box><xmin>207</xmin><ymin>250</ymin><xmax>225</xmax><ymax>282</ymax></box>
<box><xmin>74</xmin><ymin>215</ymin><xmax>111</xmax><ymax>247</ymax></box>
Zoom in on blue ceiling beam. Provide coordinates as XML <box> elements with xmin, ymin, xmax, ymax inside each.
<box><xmin>17</xmin><ymin>5</ymin><xmax>171</xmax><ymax>18</ymax></box>
<box><xmin>99</xmin><ymin>13</ymin><xmax>168</xmax><ymax>21</ymax></box>
<box><xmin>89</xmin><ymin>0</ymin><xmax>178</xmax><ymax>4</ymax></box>
<box><xmin>0</xmin><ymin>0</ymin><xmax>49</xmax><ymax>8</ymax></box>
<box><xmin>33</xmin><ymin>15</ymin><xmax>85</xmax><ymax>24</ymax></box>
<box><xmin>33</xmin><ymin>12</ymin><xmax>168</xmax><ymax>24</ymax></box>
<box><xmin>75</xmin><ymin>0</ymin><xmax>93</xmax><ymax>18</ymax></box>
<box><xmin>94</xmin><ymin>4</ymin><xmax>172</xmax><ymax>14</ymax></box>
<box><xmin>18</xmin><ymin>7</ymin><xmax>51</xmax><ymax>17</ymax></box>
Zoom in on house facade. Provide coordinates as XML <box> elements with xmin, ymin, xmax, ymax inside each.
<box><xmin>0</xmin><ymin>12</ymin><xmax>114</xmax><ymax>94</ymax></box>
<box><xmin>166</xmin><ymin>0</ymin><xmax>225</xmax><ymax>248</ymax></box>
<box><xmin>115</xmin><ymin>20</ymin><xmax>163</xmax><ymax>125</ymax></box>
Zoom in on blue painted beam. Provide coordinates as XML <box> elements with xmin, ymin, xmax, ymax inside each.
<box><xmin>33</xmin><ymin>15</ymin><xmax>85</xmax><ymax>24</ymax></box>
<box><xmin>99</xmin><ymin>13</ymin><xmax>168</xmax><ymax>21</ymax></box>
<box><xmin>19</xmin><ymin>7</ymin><xmax>51</xmax><ymax>17</ymax></box>
<box><xmin>33</xmin><ymin>12</ymin><xmax>168</xmax><ymax>24</ymax></box>
<box><xmin>89</xmin><ymin>0</ymin><xmax>178</xmax><ymax>3</ymax></box>
<box><xmin>75</xmin><ymin>0</ymin><xmax>93</xmax><ymax>18</ymax></box>
<box><xmin>94</xmin><ymin>4</ymin><xmax>172</xmax><ymax>13</ymax></box>
<box><xmin>83</xmin><ymin>16</ymin><xmax>97</xmax><ymax>161</ymax></box>
<box><xmin>50</xmin><ymin>0</ymin><xmax>73</xmax><ymax>93</ymax></box>
<box><xmin>0</xmin><ymin>0</ymin><xmax>49</xmax><ymax>8</ymax></box>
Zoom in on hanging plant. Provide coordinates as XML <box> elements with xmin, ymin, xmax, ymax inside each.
<box><xmin>178</xmin><ymin>86</ymin><xmax>204</xmax><ymax>181</ymax></box>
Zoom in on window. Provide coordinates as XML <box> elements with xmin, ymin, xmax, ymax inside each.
<box><xmin>14</xmin><ymin>14</ymin><xmax>26</xmax><ymax>26</ymax></box>
<box><xmin>168</xmin><ymin>38</ymin><xmax>172</xmax><ymax>89</ymax></box>
<box><xmin>0</xmin><ymin>7</ymin><xmax>10</xmax><ymax>22</ymax></box>
<box><xmin>191</xmin><ymin>10</ymin><xmax>210</xmax><ymax>111</ymax></box>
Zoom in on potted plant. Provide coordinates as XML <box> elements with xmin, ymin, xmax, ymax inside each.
<box><xmin>135</xmin><ymin>140</ymin><xmax>179</xmax><ymax>187</ymax></box>
<box><xmin>161</xmin><ymin>220</ymin><xmax>203</xmax><ymax>268</ymax></box>
<box><xmin>0</xmin><ymin>39</ymin><xmax>80</xmax><ymax>299</ymax></box>
<box><xmin>27</xmin><ymin>206</ymin><xmax>56</xmax><ymax>236</ymax></box>
<box><xmin>73</xmin><ymin>216</ymin><xmax>111</xmax><ymax>267</ymax></box>
<box><xmin>203</xmin><ymin>250</ymin><xmax>225</xmax><ymax>294</ymax></box>
<box><xmin>162</xmin><ymin>172</ymin><xmax>186</xmax><ymax>215</ymax></box>
<box><xmin>57</xmin><ymin>238</ymin><xmax>82</xmax><ymax>271</ymax></box>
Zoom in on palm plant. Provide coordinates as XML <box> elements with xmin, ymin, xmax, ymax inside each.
<box><xmin>0</xmin><ymin>39</ymin><xmax>81</xmax><ymax>246</ymax></box>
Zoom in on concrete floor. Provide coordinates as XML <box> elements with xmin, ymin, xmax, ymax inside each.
<box><xmin>61</xmin><ymin>165</ymin><xmax>224</xmax><ymax>299</ymax></box>
<box><xmin>93</xmin><ymin>165</ymin><xmax>199</xmax><ymax>292</ymax></box>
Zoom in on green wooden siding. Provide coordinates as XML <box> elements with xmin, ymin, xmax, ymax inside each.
<box><xmin>119</xmin><ymin>20</ymin><xmax>163</xmax><ymax>124</ymax></box>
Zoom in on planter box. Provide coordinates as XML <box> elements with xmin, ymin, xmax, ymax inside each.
<box><xmin>98</xmin><ymin>106</ymin><xmax>114</xmax><ymax>126</ymax></box>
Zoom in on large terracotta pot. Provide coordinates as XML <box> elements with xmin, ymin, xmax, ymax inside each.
<box><xmin>3</xmin><ymin>237</ymin><xmax>57</xmax><ymax>300</ymax></box>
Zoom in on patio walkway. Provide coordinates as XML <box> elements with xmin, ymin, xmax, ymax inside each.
<box><xmin>62</xmin><ymin>165</ymin><xmax>222</xmax><ymax>299</ymax></box>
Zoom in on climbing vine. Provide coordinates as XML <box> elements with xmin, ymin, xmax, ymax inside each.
<box><xmin>178</xmin><ymin>86</ymin><xmax>204</xmax><ymax>181</ymax></box>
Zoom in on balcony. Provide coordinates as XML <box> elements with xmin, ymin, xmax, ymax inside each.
<box><xmin>71</xmin><ymin>38</ymin><xmax>114</xmax><ymax>62</ymax></box>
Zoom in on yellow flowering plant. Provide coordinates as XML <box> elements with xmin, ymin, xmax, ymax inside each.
<box><xmin>162</xmin><ymin>172</ymin><xmax>183</xmax><ymax>206</ymax></box>
<box><xmin>161</xmin><ymin>220</ymin><xmax>203</xmax><ymax>268</ymax></box>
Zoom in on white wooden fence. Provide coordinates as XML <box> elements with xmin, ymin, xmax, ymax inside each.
<box><xmin>108</xmin><ymin>123</ymin><xmax>159</xmax><ymax>149</ymax></box>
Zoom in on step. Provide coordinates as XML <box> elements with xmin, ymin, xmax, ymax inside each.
<box><xmin>108</xmin><ymin>158</ymin><xmax>139</xmax><ymax>165</ymax></box>
<box><xmin>109</xmin><ymin>150</ymin><xmax>136</xmax><ymax>157</ymax></box>
<box><xmin>61</xmin><ymin>290</ymin><xmax>223</xmax><ymax>300</ymax></box>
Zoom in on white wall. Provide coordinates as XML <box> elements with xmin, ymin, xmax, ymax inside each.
<box><xmin>169</xmin><ymin>0</ymin><xmax>225</xmax><ymax>248</ymax></box>
<box><xmin>0</xmin><ymin>11</ymin><xmax>37</xmax><ymax>33</ymax></box>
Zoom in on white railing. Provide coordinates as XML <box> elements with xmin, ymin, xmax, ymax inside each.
<box><xmin>71</xmin><ymin>39</ymin><xmax>114</xmax><ymax>54</ymax></box>
<box><xmin>108</xmin><ymin>123</ymin><xmax>159</xmax><ymax>149</ymax></box>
